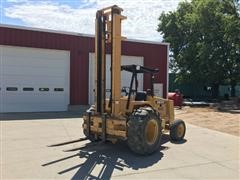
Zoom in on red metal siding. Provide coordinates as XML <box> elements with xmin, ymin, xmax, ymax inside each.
<box><xmin>0</xmin><ymin>26</ymin><xmax>168</xmax><ymax>105</ymax></box>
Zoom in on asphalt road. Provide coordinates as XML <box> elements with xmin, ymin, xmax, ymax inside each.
<box><xmin>1</xmin><ymin>112</ymin><xmax>239</xmax><ymax>179</ymax></box>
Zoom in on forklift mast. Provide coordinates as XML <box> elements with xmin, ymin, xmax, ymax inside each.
<box><xmin>95</xmin><ymin>5</ymin><xmax>126</xmax><ymax>116</ymax></box>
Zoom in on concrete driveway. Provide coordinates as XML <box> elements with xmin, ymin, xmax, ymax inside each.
<box><xmin>1</xmin><ymin>112</ymin><xmax>239</xmax><ymax>179</ymax></box>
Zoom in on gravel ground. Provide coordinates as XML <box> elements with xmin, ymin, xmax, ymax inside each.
<box><xmin>175</xmin><ymin>107</ymin><xmax>240</xmax><ymax>136</ymax></box>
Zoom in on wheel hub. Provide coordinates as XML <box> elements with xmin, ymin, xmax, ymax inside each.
<box><xmin>145</xmin><ymin>119</ymin><xmax>159</xmax><ymax>145</ymax></box>
<box><xmin>177</xmin><ymin>123</ymin><xmax>185</xmax><ymax>138</ymax></box>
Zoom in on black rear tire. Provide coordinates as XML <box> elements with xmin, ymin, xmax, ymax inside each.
<box><xmin>127</xmin><ymin>108</ymin><xmax>162</xmax><ymax>155</ymax></box>
<box><xmin>170</xmin><ymin>119</ymin><xmax>186</xmax><ymax>141</ymax></box>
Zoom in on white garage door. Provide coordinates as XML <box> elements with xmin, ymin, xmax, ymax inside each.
<box><xmin>89</xmin><ymin>53</ymin><xmax>144</xmax><ymax>105</ymax></box>
<box><xmin>0</xmin><ymin>45</ymin><xmax>70</xmax><ymax>112</ymax></box>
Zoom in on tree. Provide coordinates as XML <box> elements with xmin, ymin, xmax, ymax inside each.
<box><xmin>158</xmin><ymin>0</ymin><xmax>240</xmax><ymax>97</ymax></box>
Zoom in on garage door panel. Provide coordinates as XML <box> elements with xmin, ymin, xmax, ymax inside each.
<box><xmin>3</xmin><ymin>66</ymin><xmax>67</xmax><ymax>77</ymax></box>
<box><xmin>2</xmin><ymin>93</ymin><xmax>68</xmax><ymax>105</ymax></box>
<box><xmin>3</xmin><ymin>56</ymin><xmax>67</xmax><ymax>68</ymax></box>
<box><xmin>0</xmin><ymin>45</ymin><xmax>70</xmax><ymax>112</ymax></box>
<box><xmin>2</xmin><ymin>104</ymin><xmax>66</xmax><ymax>112</ymax></box>
<box><xmin>2</xmin><ymin>75</ymin><xmax>68</xmax><ymax>86</ymax></box>
<box><xmin>3</xmin><ymin>47</ymin><xmax>69</xmax><ymax>60</ymax></box>
<box><xmin>2</xmin><ymin>76</ymin><xmax>68</xmax><ymax>86</ymax></box>
<box><xmin>3</xmin><ymin>93</ymin><xmax>67</xmax><ymax>103</ymax></box>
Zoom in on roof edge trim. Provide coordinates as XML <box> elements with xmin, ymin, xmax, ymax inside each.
<box><xmin>0</xmin><ymin>23</ymin><xmax>169</xmax><ymax>46</ymax></box>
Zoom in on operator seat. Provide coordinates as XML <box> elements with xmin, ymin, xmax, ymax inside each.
<box><xmin>135</xmin><ymin>91</ymin><xmax>147</xmax><ymax>101</ymax></box>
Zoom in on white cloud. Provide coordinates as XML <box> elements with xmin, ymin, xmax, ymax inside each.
<box><xmin>4</xmin><ymin>0</ymin><xmax>180</xmax><ymax>41</ymax></box>
<box><xmin>6</xmin><ymin>0</ymin><xmax>30</xmax><ymax>3</ymax></box>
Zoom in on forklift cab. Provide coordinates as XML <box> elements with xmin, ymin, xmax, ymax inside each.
<box><xmin>120</xmin><ymin>64</ymin><xmax>159</xmax><ymax>103</ymax></box>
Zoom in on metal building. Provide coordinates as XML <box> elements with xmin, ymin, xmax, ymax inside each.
<box><xmin>0</xmin><ymin>24</ymin><xmax>169</xmax><ymax>112</ymax></box>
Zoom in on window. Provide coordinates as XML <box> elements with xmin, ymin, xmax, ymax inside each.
<box><xmin>39</xmin><ymin>88</ymin><xmax>49</xmax><ymax>91</ymax></box>
<box><xmin>54</xmin><ymin>88</ymin><xmax>64</xmax><ymax>91</ymax></box>
<box><xmin>23</xmin><ymin>87</ymin><xmax>34</xmax><ymax>91</ymax></box>
<box><xmin>6</xmin><ymin>87</ymin><xmax>18</xmax><ymax>91</ymax></box>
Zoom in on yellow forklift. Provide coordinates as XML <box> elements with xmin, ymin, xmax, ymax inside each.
<box><xmin>50</xmin><ymin>5</ymin><xmax>186</xmax><ymax>155</ymax></box>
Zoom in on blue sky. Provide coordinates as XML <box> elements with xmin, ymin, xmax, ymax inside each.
<box><xmin>1</xmin><ymin>0</ymin><xmax>181</xmax><ymax>41</ymax></box>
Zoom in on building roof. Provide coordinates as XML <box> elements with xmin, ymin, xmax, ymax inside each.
<box><xmin>0</xmin><ymin>23</ymin><xmax>169</xmax><ymax>46</ymax></box>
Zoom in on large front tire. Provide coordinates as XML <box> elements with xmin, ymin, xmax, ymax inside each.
<box><xmin>127</xmin><ymin>108</ymin><xmax>162</xmax><ymax>155</ymax></box>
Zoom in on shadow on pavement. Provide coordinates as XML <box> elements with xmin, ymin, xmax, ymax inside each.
<box><xmin>170</xmin><ymin>139</ymin><xmax>187</xmax><ymax>144</ymax></box>
<box><xmin>71</xmin><ymin>143</ymin><xmax>164</xmax><ymax>179</ymax></box>
<box><xmin>42</xmin><ymin>134</ymin><xmax>186</xmax><ymax>179</ymax></box>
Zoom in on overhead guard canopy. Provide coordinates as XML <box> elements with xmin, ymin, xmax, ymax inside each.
<box><xmin>121</xmin><ymin>64</ymin><xmax>159</xmax><ymax>74</ymax></box>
